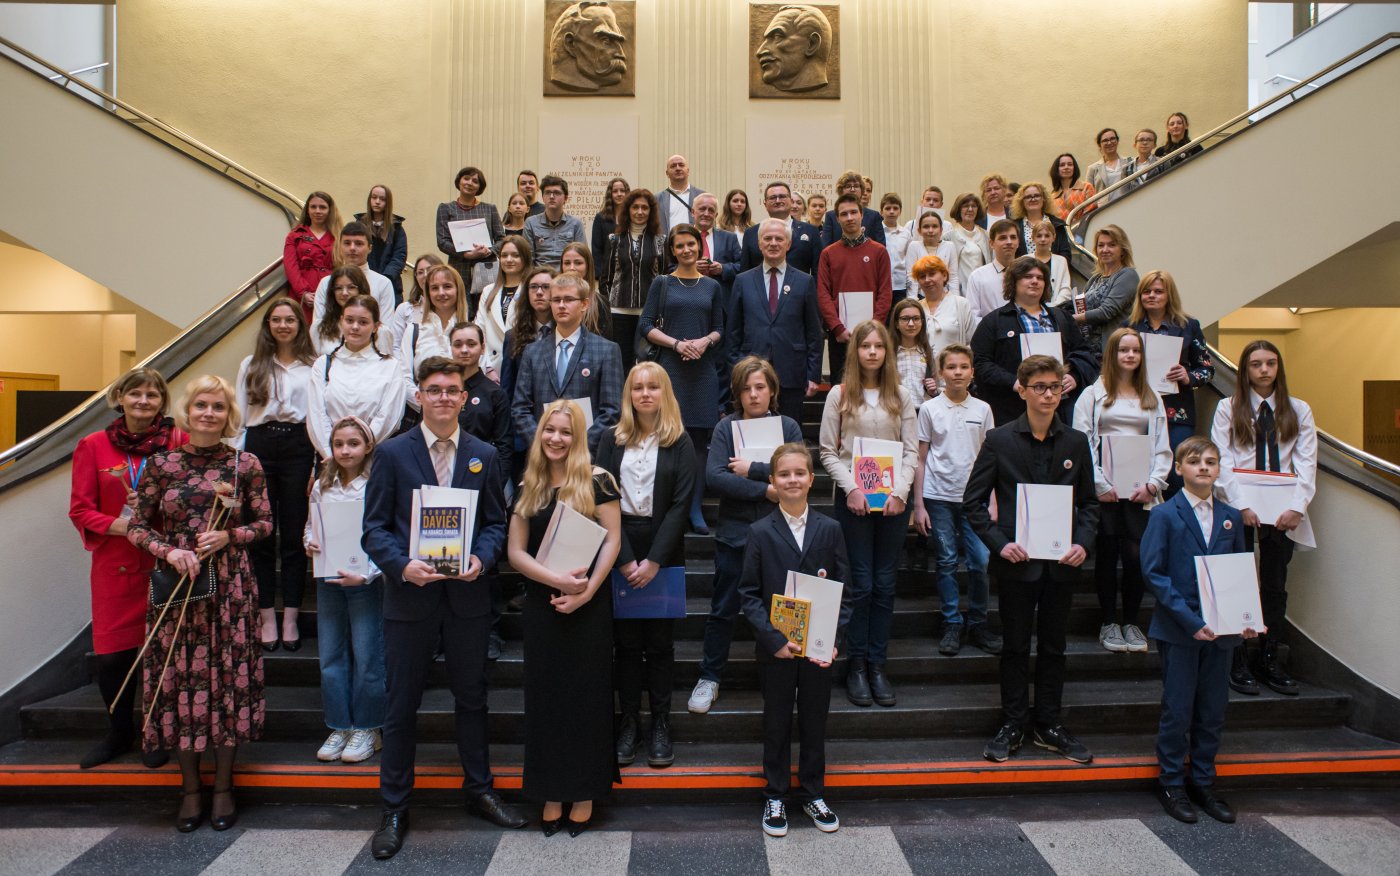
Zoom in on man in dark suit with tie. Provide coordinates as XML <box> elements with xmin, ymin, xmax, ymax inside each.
<box><xmin>1141</xmin><ymin>435</ymin><xmax>1254</xmax><ymax>825</ymax></box>
<box><xmin>963</xmin><ymin>355</ymin><xmax>1099</xmax><ymax>766</ymax></box>
<box><xmin>363</xmin><ymin>357</ymin><xmax>526</xmax><ymax>859</ymax></box>
<box><xmin>741</xmin><ymin>181</ymin><xmax>822</xmax><ymax>275</ymax></box>
<box><xmin>510</xmin><ymin>273</ymin><xmax>624</xmax><ymax>453</ymax></box>
<box><xmin>728</xmin><ymin>219</ymin><xmax>823</xmax><ymax>423</ymax></box>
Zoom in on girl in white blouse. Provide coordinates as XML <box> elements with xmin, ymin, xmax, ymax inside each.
<box><xmin>307</xmin><ymin>294</ymin><xmax>406</xmax><ymax>460</ymax></box>
<box><xmin>903</xmin><ymin>210</ymin><xmax>963</xmax><ymax>296</ymax></box>
<box><xmin>400</xmin><ymin>264</ymin><xmax>469</xmax><ymax>415</ymax></box>
<box><xmin>818</xmin><ymin>320</ymin><xmax>918</xmax><ymax>710</ymax></box>
<box><xmin>1030</xmin><ymin>220</ymin><xmax>1073</xmax><ymax>306</ymax></box>
<box><xmin>1072</xmin><ymin>327</ymin><xmax>1172</xmax><ymax>655</ymax></box>
<box><xmin>889</xmin><ymin>298</ymin><xmax>937</xmax><ymax>405</ymax></box>
<box><xmin>235</xmin><ymin>297</ymin><xmax>319</xmax><ymax>651</ymax></box>
<box><xmin>912</xmin><ymin>255</ymin><xmax>979</xmax><ymax>373</ymax></box>
<box><xmin>476</xmin><ymin>235</ymin><xmax>532</xmax><ymax>382</ymax></box>
<box><xmin>1210</xmin><ymin>340</ymin><xmax>1317</xmax><ymax>697</ymax></box>
<box><xmin>313</xmin><ymin>266</ymin><xmax>396</xmax><ymax>358</ymax></box>
<box><xmin>387</xmin><ymin>254</ymin><xmax>443</xmax><ymax>354</ymax></box>
<box><xmin>945</xmin><ymin>193</ymin><xmax>991</xmax><ymax>285</ymax></box>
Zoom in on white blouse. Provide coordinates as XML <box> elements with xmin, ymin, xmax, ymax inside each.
<box><xmin>923</xmin><ymin>293</ymin><xmax>979</xmax><ymax>363</ymax></box>
<box><xmin>312</xmin><ymin>326</ymin><xmax>397</xmax><ymax>359</ymax></box>
<box><xmin>904</xmin><ymin>238</ymin><xmax>964</xmax><ymax>296</ymax></box>
<box><xmin>399</xmin><ymin>311</ymin><xmax>459</xmax><ymax>411</ymax></box>
<box><xmin>945</xmin><ymin>223</ymin><xmax>991</xmax><ymax>287</ymax></box>
<box><xmin>306</xmin><ymin>345</ymin><xmax>407</xmax><ymax>460</ymax></box>
<box><xmin>232</xmin><ymin>354</ymin><xmax>313</xmax><ymax>449</ymax></box>
<box><xmin>303</xmin><ymin>473</ymin><xmax>381</xmax><ymax>579</ymax></box>
<box><xmin>1211</xmin><ymin>391</ymin><xmax>1318</xmax><ymax>516</ymax></box>
<box><xmin>619</xmin><ymin>433</ymin><xmax>660</xmax><ymax>518</ymax></box>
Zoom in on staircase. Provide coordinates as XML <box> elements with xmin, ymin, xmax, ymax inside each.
<box><xmin>5</xmin><ymin>391</ymin><xmax>1398</xmax><ymax>803</ymax></box>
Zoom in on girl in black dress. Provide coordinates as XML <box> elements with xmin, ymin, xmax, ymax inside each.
<box><xmin>506</xmin><ymin>399</ymin><xmax>623</xmax><ymax>836</ymax></box>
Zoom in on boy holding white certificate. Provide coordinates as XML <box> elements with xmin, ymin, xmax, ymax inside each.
<box><xmin>739</xmin><ymin>443</ymin><xmax>853</xmax><ymax>838</ymax></box>
<box><xmin>1141</xmin><ymin>436</ymin><xmax>1257</xmax><ymax>825</ymax></box>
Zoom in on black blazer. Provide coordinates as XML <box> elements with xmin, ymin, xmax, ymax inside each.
<box><xmin>362</xmin><ymin>429</ymin><xmax>508</xmax><ymax>621</ymax></box>
<box><xmin>594</xmin><ymin>429</ymin><xmax>695</xmax><ymax>568</ymax></box>
<box><xmin>970</xmin><ymin>301</ymin><xmax>1099</xmax><ymax>428</ymax></box>
<box><xmin>1013</xmin><ymin>214</ymin><xmax>1073</xmax><ymax>260</ymax></box>
<box><xmin>962</xmin><ymin>414</ymin><xmax>1100</xmax><ymax>583</ymax></box>
<box><xmin>739</xmin><ymin>508</ymin><xmax>853</xmax><ymax>661</ymax></box>
<box><xmin>457</xmin><ymin>369</ymin><xmax>511</xmax><ymax>485</ymax></box>
<box><xmin>821</xmin><ymin>207</ymin><xmax>886</xmax><ymax>248</ymax></box>
<box><xmin>740</xmin><ymin>219</ymin><xmax>822</xmax><ymax>275</ymax></box>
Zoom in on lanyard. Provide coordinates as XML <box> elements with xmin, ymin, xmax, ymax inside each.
<box><xmin>125</xmin><ymin>455</ymin><xmax>146</xmax><ymax>490</ymax></box>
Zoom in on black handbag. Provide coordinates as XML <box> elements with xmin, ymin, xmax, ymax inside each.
<box><xmin>149</xmin><ymin>560</ymin><xmax>215</xmax><ymax>609</ymax></box>
<box><xmin>635</xmin><ymin>277</ymin><xmax>668</xmax><ymax>363</ymax></box>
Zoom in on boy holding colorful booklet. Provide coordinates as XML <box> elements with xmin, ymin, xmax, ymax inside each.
<box><xmin>739</xmin><ymin>443</ymin><xmax>853</xmax><ymax>838</ymax></box>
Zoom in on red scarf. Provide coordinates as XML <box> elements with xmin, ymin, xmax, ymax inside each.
<box><xmin>105</xmin><ymin>415</ymin><xmax>176</xmax><ymax>457</ymax></box>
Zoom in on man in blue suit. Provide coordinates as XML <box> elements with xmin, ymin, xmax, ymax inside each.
<box><xmin>728</xmin><ymin>219</ymin><xmax>823</xmax><ymax>423</ymax></box>
<box><xmin>741</xmin><ymin>181</ymin><xmax>822</xmax><ymax>275</ymax></box>
<box><xmin>1141</xmin><ymin>435</ymin><xmax>1257</xmax><ymax>826</ymax></box>
<box><xmin>363</xmin><ymin>357</ymin><xmax>525</xmax><ymax>859</ymax></box>
<box><xmin>510</xmin><ymin>273</ymin><xmax>624</xmax><ymax>453</ymax></box>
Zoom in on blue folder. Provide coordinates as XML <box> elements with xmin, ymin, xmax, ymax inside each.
<box><xmin>611</xmin><ymin>567</ymin><xmax>686</xmax><ymax>619</ymax></box>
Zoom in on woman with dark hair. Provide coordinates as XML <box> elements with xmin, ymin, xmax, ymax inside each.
<box><xmin>591</xmin><ymin>177</ymin><xmax>630</xmax><ymax>266</ymax></box>
<box><xmin>283</xmin><ymin>191</ymin><xmax>342</xmax><ymax>321</ymax></box>
<box><xmin>1128</xmin><ymin>270</ymin><xmax>1214</xmax><ymax>470</ymax></box>
<box><xmin>501</xmin><ymin>266</ymin><xmax>558</xmax><ymax>406</ymax></box>
<box><xmin>435</xmin><ymin>166</ymin><xmax>505</xmax><ymax>319</ymax></box>
<box><xmin>314</xmin><ymin>266</ymin><xmax>388</xmax><ymax>357</ymax></box>
<box><xmin>602</xmin><ymin>188</ymin><xmax>664</xmax><ymax>372</ymax></box>
<box><xmin>1154</xmin><ymin>112</ymin><xmax>1204</xmax><ymax>168</ymax></box>
<box><xmin>1010</xmin><ymin>181</ymin><xmax>1072</xmax><ymax>259</ymax></box>
<box><xmin>719</xmin><ymin>189</ymin><xmax>753</xmax><ymax>235</ymax></box>
<box><xmin>944</xmin><ymin>192</ymin><xmax>990</xmax><ymax>284</ymax></box>
<box><xmin>235</xmin><ymin>297</ymin><xmax>318</xmax><ymax>651</ymax></box>
<box><xmin>639</xmin><ymin>223</ymin><xmax>724</xmax><ymax>533</ymax></box>
<box><xmin>307</xmin><ymin>294</ymin><xmax>407</xmax><ymax>460</ymax></box>
<box><xmin>69</xmin><ymin>367</ymin><xmax>187</xmax><ymax>769</ymax></box>
<box><xmin>357</xmin><ymin>185</ymin><xmax>408</xmax><ymax>306</ymax></box>
<box><xmin>477</xmin><ymin>235</ymin><xmax>534</xmax><ymax>383</ymax></box>
<box><xmin>1071</xmin><ymin>224</ymin><xmax>1141</xmax><ymax>360</ymax></box>
<box><xmin>1085</xmin><ymin>128</ymin><xmax>1128</xmax><ymax>204</ymax></box>
<box><xmin>561</xmin><ymin>241</ymin><xmax>612</xmax><ymax>339</ymax></box>
<box><xmin>970</xmin><ymin>256</ymin><xmax>1098</xmax><ymax>427</ymax></box>
<box><xmin>1211</xmin><ymin>340</ymin><xmax>1316</xmax><ymax>698</ymax></box>
<box><xmin>889</xmin><ymin>298</ymin><xmax>938</xmax><ymax>405</ymax></box>
<box><xmin>1050</xmin><ymin>153</ymin><xmax>1096</xmax><ymax>222</ymax></box>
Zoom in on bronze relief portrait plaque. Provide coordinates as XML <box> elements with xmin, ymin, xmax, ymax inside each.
<box><xmin>749</xmin><ymin>3</ymin><xmax>840</xmax><ymax>100</ymax></box>
<box><xmin>544</xmin><ymin>0</ymin><xmax>636</xmax><ymax>96</ymax></box>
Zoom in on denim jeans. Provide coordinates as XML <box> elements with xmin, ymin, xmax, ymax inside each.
<box><xmin>317</xmin><ymin>577</ymin><xmax>387</xmax><ymax>730</ymax></box>
<box><xmin>923</xmin><ymin>498</ymin><xmax>990</xmax><ymax>626</ymax></box>
<box><xmin>699</xmin><ymin>541</ymin><xmax>745</xmax><ymax>683</ymax></box>
<box><xmin>834</xmin><ymin>494</ymin><xmax>910</xmax><ymax>665</ymax></box>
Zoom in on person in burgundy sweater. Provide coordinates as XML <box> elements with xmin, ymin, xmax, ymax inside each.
<box><xmin>816</xmin><ymin>193</ymin><xmax>893</xmax><ymax>382</ymax></box>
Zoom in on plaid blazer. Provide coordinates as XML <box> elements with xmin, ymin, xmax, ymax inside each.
<box><xmin>509</xmin><ymin>327</ymin><xmax>624</xmax><ymax>454</ymax></box>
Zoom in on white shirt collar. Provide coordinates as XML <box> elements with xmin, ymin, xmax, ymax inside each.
<box><xmin>555</xmin><ymin>325</ymin><xmax>583</xmax><ymax>347</ymax></box>
<box><xmin>1248</xmin><ymin>388</ymin><xmax>1276</xmax><ymax>410</ymax></box>
<box><xmin>420</xmin><ymin>422</ymin><xmax>461</xmax><ymax>450</ymax></box>
<box><xmin>763</xmin><ymin>261</ymin><xmax>788</xmax><ymax>275</ymax></box>
<box><xmin>782</xmin><ymin>504</ymin><xmax>809</xmax><ymax>528</ymax></box>
<box><xmin>1186</xmin><ymin>489</ymin><xmax>1213</xmax><ymax>513</ymax></box>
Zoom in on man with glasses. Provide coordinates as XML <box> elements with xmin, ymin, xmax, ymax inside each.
<box><xmin>741</xmin><ymin>181</ymin><xmax>821</xmax><ymax>275</ymax></box>
<box><xmin>524</xmin><ymin>175</ymin><xmax>587</xmax><ymax>269</ymax></box>
<box><xmin>963</xmin><ymin>354</ymin><xmax>1099</xmax><ymax>767</ymax></box>
<box><xmin>510</xmin><ymin>272</ymin><xmax>623</xmax><ymax>453</ymax></box>
<box><xmin>364</xmin><ymin>356</ymin><xmax>526</xmax><ymax>860</ymax></box>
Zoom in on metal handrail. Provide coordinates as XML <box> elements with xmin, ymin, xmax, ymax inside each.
<box><xmin>0</xmin><ymin>35</ymin><xmax>303</xmax><ymax>225</ymax></box>
<box><xmin>47</xmin><ymin>61</ymin><xmax>108</xmax><ymax>82</ymax></box>
<box><xmin>1064</xmin><ymin>31</ymin><xmax>1400</xmax><ymax>232</ymax></box>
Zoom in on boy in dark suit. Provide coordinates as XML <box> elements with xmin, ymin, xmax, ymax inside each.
<box><xmin>740</xmin><ymin>443</ymin><xmax>853</xmax><ymax>838</ymax></box>
<box><xmin>963</xmin><ymin>355</ymin><xmax>1099</xmax><ymax>765</ymax></box>
<box><xmin>1141</xmin><ymin>435</ymin><xmax>1256</xmax><ymax>825</ymax></box>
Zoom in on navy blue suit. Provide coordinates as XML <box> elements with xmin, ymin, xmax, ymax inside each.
<box><xmin>362</xmin><ymin>428</ymin><xmax>508</xmax><ymax>810</ymax></box>
<box><xmin>727</xmin><ymin>264</ymin><xmax>822</xmax><ymax>423</ymax></box>
<box><xmin>740</xmin><ymin>219</ymin><xmax>822</xmax><ymax>275</ymax></box>
<box><xmin>821</xmin><ymin>207</ymin><xmax>886</xmax><ymax>248</ymax></box>
<box><xmin>1141</xmin><ymin>491</ymin><xmax>1246</xmax><ymax>788</ymax></box>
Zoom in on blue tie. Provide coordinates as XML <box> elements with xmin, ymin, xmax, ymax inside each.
<box><xmin>556</xmin><ymin>339</ymin><xmax>572</xmax><ymax>388</ymax></box>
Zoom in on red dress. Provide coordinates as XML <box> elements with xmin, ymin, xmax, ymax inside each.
<box><xmin>282</xmin><ymin>224</ymin><xmax>335</xmax><ymax>320</ymax></box>
<box><xmin>69</xmin><ymin>427</ymin><xmax>188</xmax><ymax>654</ymax></box>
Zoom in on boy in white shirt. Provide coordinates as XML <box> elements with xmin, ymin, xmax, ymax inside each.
<box><xmin>879</xmin><ymin>193</ymin><xmax>912</xmax><ymax>299</ymax></box>
<box><xmin>910</xmin><ymin>345</ymin><xmax>1000</xmax><ymax>656</ymax></box>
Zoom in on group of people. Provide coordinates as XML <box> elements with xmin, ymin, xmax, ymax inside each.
<box><xmin>68</xmin><ymin>123</ymin><xmax>1318</xmax><ymax>848</ymax></box>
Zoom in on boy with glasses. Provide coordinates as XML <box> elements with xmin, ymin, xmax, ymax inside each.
<box><xmin>524</xmin><ymin>175</ymin><xmax>587</xmax><ymax>268</ymax></box>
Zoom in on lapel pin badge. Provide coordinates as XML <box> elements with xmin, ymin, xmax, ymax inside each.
<box><xmin>471</xmin><ymin>396</ymin><xmax>480</xmax><ymax>405</ymax></box>
<box><xmin>468</xmin><ymin>457</ymin><xmax>483</xmax><ymax>474</ymax></box>
<box><xmin>783</xmin><ymin>285</ymin><xmax>791</xmax><ymax>293</ymax></box>
<box><xmin>1223</xmin><ymin>520</ymin><xmax>1233</xmax><ymax>530</ymax></box>
<box><xmin>1006</xmin><ymin>330</ymin><xmax>1015</xmax><ymax>337</ymax></box>
<box><xmin>581</xmin><ymin>367</ymin><xmax>591</xmax><ymax>377</ymax></box>
<box><xmin>800</xmin><ymin>233</ymin><xmax>809</xmax><ymax>241</ymax></box>
<box><xmin>862</xmin><ymin>255</ymin><xmax>870</xmax><ymax>262</ymax></box>
<box><xmin>1063</xmin><ymin>459</ymin><xmax>1073</xmax><ymax>469</ymax></box>
<box><xmin>817</xmin><ymin>568</ymin><xmax>827</xmax><ymax>578</ymax></box>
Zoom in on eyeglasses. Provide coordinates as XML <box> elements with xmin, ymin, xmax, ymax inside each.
<box><xmin>550</xmin><ymin>297</ymin><xmax>583</xmax><ymax>305</ymax></box>
<box><xmin>421</xmin><ymin>387</ymin><xmax>464</xmax><ymax>399</ymax></box>
<box><xmin>543</xmin><ymin>191</ymin><xmax>565</xmax><ymax>198</ymax></box>
<box><xmin>1023</xmin><ymin>194</ymin><xmax>1043</xmax><ymax>201</ymax></box>
<box><xmin>1025</xmin><ymin>383</ymin><xmax>1064</xmax><ymax>396</ymax></box>
<box><xmin>528</xmin><ymin>282</ymin><xmax>553</xmax><ymax>291</ymax></box>
<box><xmin>897</xmin><ymin>315</ymin><xmax>923</xmax><ymax>324</ymax></box>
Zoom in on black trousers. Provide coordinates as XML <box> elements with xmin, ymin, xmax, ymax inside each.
<box><xmin>827</xmin><ymin>332</ymin><xmax>847</xmax><ymax>384</ymax></box>
<box><xmin>1246</xmin><ymin>524</ymin><xmax>1295</xmax><ymax>636</ymax></box>
<box><xmin>998</xmin><ymin>568</ymin><xmax>1075</xmax><ymax>728</ymax></box>
<box><xmin>1095</xmin><ymin>501</ymin><xmax>1148</xmax><ymax>626</ymax></box>
<box><xmin>614</xmin><ymin>515</ymin><xmax>675</xmax><ymax>716</ymax></box>
<box><xmin>244</xmin><ymin>422</ymin><xmax>315</xmax><ymax>611</ymax></box>
<box><xmin>777</xmin><ymin>385</ymin><xmax>806</xmax><ymax>425</ymax></box>
<box><xmin>760</xmin><ymin>656</ymin><xmax>832</xmax><ymax>802</ymax></box>
<box><xmin>613</xmin><ymin>312</ymin><xmax>640</xmax><ymax>374</ymax></box>
<box><xmin>381</xmin><ymin>607</ymin><xmax>493</xmax><ymax>810</ymax></box>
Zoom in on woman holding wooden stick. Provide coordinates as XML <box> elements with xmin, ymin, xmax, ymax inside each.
<box><xmin>127</xmin><ymin>374</ymin><xmax>272</xmax><ymax>832</ymax></box>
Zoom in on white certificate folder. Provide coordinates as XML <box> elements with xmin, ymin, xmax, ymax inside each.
<box><xmin>732</xmin><ymin>417</ymin><xmax>786</xmax><ymax>463</ymax></box>
<box><xmin>1101</xmin><ymin>434</ymin><xmax>1153</xmax><ymax>495</ymax></box>
<box><xmin>784</xmin><ymin>571</ymin><xmax>844</xmax><ymax>664</ymax></box>
<box><xmin>837</xmin><ymin>291</ymin><xmax>874</xmax><ymax>330</ymax></box>
<box><xmin>1195</xmin><ymin>552</ymin><xmax>1265</xmax><ymax>636</ymax></box>
<box><xmin>1014</xmin><ymin>483</ymin><xmax>1073</xmax><ymax>560</ymax></box>
<box><xmin>1143</xmin><ymin>333</ymin><xmax>1184</xmax><ymax>395</ymax></box>
<box><xmin>1018</xmin><ymin>332</ymin><xmax>1063</xmax><ymax>363</ymax></box>
<box><xmin>310</xmin><ymin>500</ymin><xmax>367</xmax><ymax>578</ymax></box>
<box><xmin>448</xmin><ymin>218</ymin><xmax>492</xmax><ymax>253</ymax></box>
<box><xmin>536</xmin><ymin>501</ymin><xmax>607</xmax><ymax>575</ymax></box>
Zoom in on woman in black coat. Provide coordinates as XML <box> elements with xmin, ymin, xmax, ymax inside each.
<box><xmin>357</xmin><ymin>185</ymin><xmax>408</xmax><ymax>305</ymax></box>
<box><xmin>600</xmin><ymin>189</ymin><xmax>664</xmax><ymax>373</ymax></box>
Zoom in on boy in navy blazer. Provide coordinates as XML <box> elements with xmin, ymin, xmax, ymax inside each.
<box><xmin>740</xmin><ymin>443</ymin><xmax>853</xmax><ymax>838</ymax></box>
<box><xmin>1141</xmin><ymin>435</ymin><xmax>1257</xmax><ymax>825</ymax></box>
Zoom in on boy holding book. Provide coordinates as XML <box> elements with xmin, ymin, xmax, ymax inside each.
<box><xmin>739</xmin><ymin>443</ymin><xmax>853</xmax><ymax>838</ymax></box>
<box><xmin>1140</xmin><ymin>435</ymin><xmax>1256</xmax><ymax>825</ymax></box>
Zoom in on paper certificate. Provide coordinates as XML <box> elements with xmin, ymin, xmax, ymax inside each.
<box><xmin>1195</xmin><ymin>552</ymin><xmax>1265</xmax><ymax>636</ymax></box>
<box><xmin>448</xmin><ymin>218</ymin><xmax>492</xmax><ymax>253</ymax></box>
<box><xmin>1018</xmin><ymin>332</ymin><xmax>1063</xmax><ymax>363</ymax></box>
<box><xmin>536</xmin><ymin>501</ymin><xmax>607</xmax><ymax>575</ymax></box>
<box><xmin>310</xmin><ymin>500</ymin><xmax>367</xmax><ymax>579</ymax></box>
<box><xmin>837</xmin><ymin>291</ymin><xmax>874</xmax><ymax>331</ymax></box>
<box><xmin>1231</xmin><ymin>468</ymin><xmax>1316</xmax><ymax>548</ymax></box>
<box><xmin>852</xmin><ymin>436</ymin><xmax>902</xmax><ymax>513</ymax></box>
<box><xmin>1101</xmin><ymin>434</ymin><xmax>1153</xmax><ymax>496</ymax></box>
<box><xmin>1015</xmin><ymin>483</ymin><xmax>1073</xmax><ymax>560</ymax></box>
<box><xmin>732</xmin><ymin>417</ymin><xmax>786</xmax><ymax>463</ymax></box>
<box><xmin>566</xmin><ymin>397</ymin><xmax>594</xmax><ymax>430</ymax></box>
<box><xmin>409</xmin><ymin>486</ymin><xmax>479</xmax><ymax>575</ymax></box>
<box><xmin>1143</xmin><ymin>333</ymin><xmax>1184</xmax><ymax>395</ymax></box>
<box><xmin>784</xmin><ymin>570</ymin><xmax>844</xmax><ymax>663</ymax></box>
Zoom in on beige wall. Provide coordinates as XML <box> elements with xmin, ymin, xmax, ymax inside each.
<box><xmin>116</xmin><ymin>0</ymin><xmax>1246</xmax><ymax>247</ymax></box>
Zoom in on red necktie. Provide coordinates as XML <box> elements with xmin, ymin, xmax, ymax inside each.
<box><xmin>768</xmin><ymin>268</ymin><xmax>779</xmax><ymax>315</ymax></box>
<box><xmin>702</xmin><ymin>233</ymin><xmax>711</xmax><ymax>260</ymax></box>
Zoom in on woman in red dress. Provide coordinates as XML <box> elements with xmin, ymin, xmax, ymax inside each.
<box><xmin>283</xmin><ymin>190</ymin><xmax>342</xmax><ymax>321</ymax></box>
<box><xmin>68</xmin><ymin>367</ymin><xmax>187</xmax><ymax>770</ymax></box>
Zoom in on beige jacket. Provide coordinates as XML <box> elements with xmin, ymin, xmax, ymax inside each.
<box><xmin>818</xmin><ymin>384</ymin><xmax>920</xmax><ymax>501</ymax></box>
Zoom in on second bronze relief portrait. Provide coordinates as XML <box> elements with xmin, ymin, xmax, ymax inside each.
<box><xmin>749</xmin><ymin>3</ymin><xmax>840</xmax><ymax>99</ymax></box>
<box><xmin>544</xmin><ymin>0</ymin><xmax>636</xmax><ymax>96</ymax></box>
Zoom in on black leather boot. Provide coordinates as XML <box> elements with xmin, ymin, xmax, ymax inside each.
<box><xmin>1260</xmin><ymin>636</ymin><xmax>1298</xmax><ymax>696</ymax></box>
<box><xmin>846</xmin><ymin>657</ymin><xmax>873</xmax><ymax>707</ymax></box>
<box><xmin>1228</xmin><ymin>643</ymin><xmax>1259</xmax><ymax>695</ymax></box>
<box><xmin>867</xmin><ymin>662</ymin><xmax>897</xmax><ymax>707</ymax></box>
<box><xmin>648</xmin><ymin>714</ymin><xmax>674</xmax><ymax>768</ymax></box>
<box><xmin>615</xmin><ymin>713</ymin><xmax>640</xmax><ymax>765</ymax></box>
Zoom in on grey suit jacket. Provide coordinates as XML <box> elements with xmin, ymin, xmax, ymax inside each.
<box><xmin>657</xmin><ymin>184</ymin><xmax>704</xmax><ymax>238</ymax></box>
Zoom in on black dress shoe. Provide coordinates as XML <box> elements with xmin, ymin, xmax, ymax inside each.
<box><xmin>615</xmin><ymin>713</ymin><xmax>640</xmax><ymax>765</ymax></box>
<box><xmin>1157</xmin><ymin>784</ymin><xmax>1198</xmax><ymax>824</ymax></box>
<box><xmin>210</xmin><ymin>786</ymin><xmax>237</xmax><ymax>831</ymax></box>
<box><xmin>567</xmin><ymin>817</ymin><xmax>592</xmax><ymax>837</ymax></box>
<box><xmin>260</xmin><ymin>638</ymin><xmax>280</xmax><ymax>653</ymax></box>
<box><xmin>541</xmin><ymin>818</ymin><xmax>563</xmax><ymax>837</ymax></box>
<box><xmin>372</xmin><ymin>810</ymin><xmax>409</xmax><ymax>860</ymax></box>
<box><xmin>469</xmin><ymin>791</ymin><xmax>528</xmax><ymax>829</ymax></box>
<box><xmin>1185</xmin><ymin>783</ymin><xmax>1236</xmax><ymax>823</ymax></box>
<box><xmin>867</xmin><ymin>663</ymin><xmax>897</xmax><ymax>707</ymax></box>
<box><xmin>648</xmin><ymin>715</ymin><xmax>674</xmax><ymax>768</ymax></box>
<box><xmin>175</xmin><ymin>790</ymin><xmax>204</xmax><ymax>833</ymax></box>
<box><xmin>282</xmin><ymin>636</ymin><xmax>302</xmax><ymax>653</ymax></box>
<box><xmin>1260</xmin><ymin>643</ymin><xmax>1299</xmax><ymax>696</ymax></box>
<box><xmin>845</xmin><ymin>657</ymin><xmax>873</xmax><ymax>707</ymax></box>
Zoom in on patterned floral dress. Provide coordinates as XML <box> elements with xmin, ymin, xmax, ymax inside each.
<box><xmin>127</xmin><ymin>442</ymin><xmax>272</xmax><ymax>752</ymax></box>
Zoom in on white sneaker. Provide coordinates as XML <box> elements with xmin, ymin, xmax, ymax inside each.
<box><xmin>340</xmin><ymin>728</ymin><xmax>382</xmax><ymax>763</ymax></box>
<box><xmin>802</xmin><ymin>798</ymin><xmax>840</xmax><ymax>832</ymax></box>
<box><xmin>1122</xmin><ymin>624</ymin><xmax>1149</xmax><ymax>653</ymax></box>
<box><xmin>1099</xmin><ymin>623</ymin><xmax>1128</xmax><ymax>652</ymax></box>
<box><xmin>317</xmin><ymin>729</ymin><xmax>352</xmax><ymax>762</ymax></box>
<box><xmin>688</xmin><ymin>679</ymin><xmax>719</xmax><ymax>714</ymax></box>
